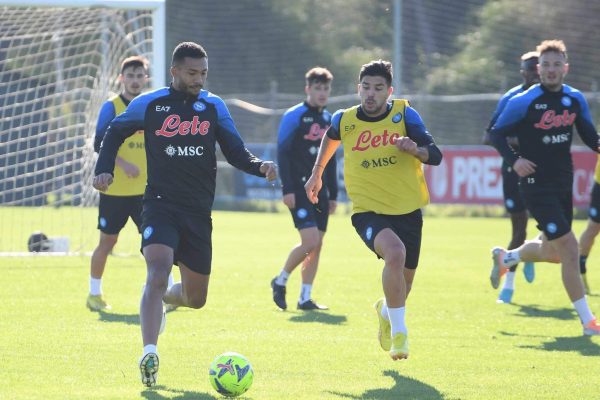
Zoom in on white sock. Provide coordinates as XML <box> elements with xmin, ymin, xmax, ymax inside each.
<box><xmin>573</xmin><ymin>297</ymin><xmax>595</xmax><ymax>325</ymax></box>
<box><xmin>167</xmin><ymin>272</ymin><xmax>175</xmax><ymax>288</ymax></box>
<box><xmin>387</xmin><ymin>306</ymin><xmax>407</xmax><ymax>336</ymax></box>
<box><xmin>299</xmin><ymin>284</ymin><xmax>312</xmax><ymax>304</ymax></box>
<box><xmin>275</xmin><ymin>269</ymin><xmax>290</xmax><ymax>286</ymax></box>
<box><xmin>143</xmin><ymin>344</ymin><xmax>157</xmax><ymax>356</ymax></box>
<box><xmin>90</xmin><ymin>277</ymin><xmax>102</xmax><ymax>296</ymax></box>
<box><xmin>503</xmin><ymin>250</ymin><xmax>521</xmax><ymax>267</ymax></box>
<box><xmin>502</xmin><ymin>271</ymin><xmax>516</xmax><ymax>290</ymax></box>
<box><xmin>380</xmin><ymin>300</ymin><xmax>390</xmax><ymax>321</ymax></box>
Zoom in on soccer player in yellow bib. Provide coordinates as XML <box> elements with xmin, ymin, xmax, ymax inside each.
<box><xmin>305</xmin><ymin>60</ymin><xmax>442</xmax><ymax>360</ymax></box>
<box><xmin>578</xmin><ymin>155</ymin><xmax>600</xmax><ymax>294</ymax></box>
<box><xmin>87</xmin><ymin>56</ymin><xmax>149</xmax><ymax>311</ymax></box>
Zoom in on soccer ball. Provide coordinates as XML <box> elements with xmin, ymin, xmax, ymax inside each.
<box><xmin>209</xmin><ymin>352</ymin><xmax>254</xmax><ymax>397</ymax></box>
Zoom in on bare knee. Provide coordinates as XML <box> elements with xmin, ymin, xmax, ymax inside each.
<box><xmin>301</xmin><ymin>233</ymin><xmax>322</xmax><ymax>254</ymax></box>
<box><xmin>383</xmin><ymin>244</ymin><xmax>406</xmax><ymax>270</ymax></box>
<box><xmin>97</xmin><ymin>234</ymin><xmax>118</xmax><ymax>253</ymax></box>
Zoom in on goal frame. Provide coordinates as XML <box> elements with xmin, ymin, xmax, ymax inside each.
<box><xmin>1</xmin><ymin>0</ymin><xmax>166</xmax><ymax>87</ymax></box>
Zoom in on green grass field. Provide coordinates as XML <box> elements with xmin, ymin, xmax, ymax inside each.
<box><xmin>1</xmin><ymin>211</ymin><xmax>599</xmax><ymax>399</ymax></box>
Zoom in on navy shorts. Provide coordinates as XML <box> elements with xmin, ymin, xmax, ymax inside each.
<box><xmin>97</xmin><ymin>193</ymin><xmax>143</xmax><ymax>235</ymax></box>
<box><xmin>588</xmin><ymin>182</ymin><xmax>600</xmax><ymax>223</ymax></box>
<box><xmin>351</xmin><ymin>209</ymin><xmax>423</xmax><ymax>269</ymax></box>
<box><xmin>522</xmin><ymin>189</ymin><xmax>572</xmax><ymax>240</ymax></box>
<box><xmin>141</xmin><ymin>200</ymin><xmax>212</xmax><ymax>275</ymax></box>
<box><xmin>288</xmin><ymin>191</ymin><xmax>329</xmax><ymax>232</ymax></box>
<box><xmin>502</xmin><ymin>162</ymin><xmax>526</xmax><ymax>213</ymax></box>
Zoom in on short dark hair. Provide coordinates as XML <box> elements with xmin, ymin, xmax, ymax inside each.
<box><xmin>520</xmin><ymin>51</ymin><xmax>539</xmax><ymax>70</ymax></box>
<box><xmin>172</xmin><ymin>42</ymin><xmax>207</xmax><ymax>66</ymax></box>
<box><xmin>536</xmin><ymin>39</ymin><xmax>568</xmax><ymax>61</ymax></box>
<box><xmin>305</xmin><ymin>67</ymin><xmax>333</xmax><ymax>86</ymax></box>
<box><xmin>359</xmin><ymin>60</ymin><xmax>393</xmax><ymax>86</ymax></box>
<box><xmin>120</xmin><ymin>56</ymin><xmax>148</xmax><ymax>74</ymax></box>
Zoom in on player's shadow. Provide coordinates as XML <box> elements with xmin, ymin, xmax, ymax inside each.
<box><xmin>499</xmin><ymin>331</ymin><xmax>600</xmax><ymax>357</ymax></box>
<box><xmin>326</xmin><ymin>370</ymin><xmax>444</xmax><ymax>400</ymax></box>
<box><xmin>520</xmin><ymin>335</ymin><xmax>600</xmax><ymax>356</ymax></box>
<box><xmin>511</xmin><ymin>303</ymin><xmax>576</xmax><ymax>321</ymax></box>
<box><xmin>288</xmin><ymin>310</ymin><xmax>347</xmax><ymax>325</ymax></box>
<box><xmin>97</xmin><ymin>310</ymin><xmax>140</xmax><ymax>326</ymax></box>
<box><xmin>141</xmin><ymin>385</ymin><xmax>217</xmax><ymax>400</ymax></box>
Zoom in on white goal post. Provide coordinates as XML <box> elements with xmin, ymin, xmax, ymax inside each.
<box><xmin>0</xmin><ymin>0</ymin><xmax>165</xmax><ymax>255</ymax></box>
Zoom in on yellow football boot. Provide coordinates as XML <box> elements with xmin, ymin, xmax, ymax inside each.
<box><xmin>389</xmin><ymin>332</ymin><xmax>409</xmax><ymax>360</ymax></box>
<box><xmin>374</xmin><ymin>298</ymin><xmax>391</xmax><ymax>351</ymax></box>
<box><xmin>86</xmin><ymin>294</ymin><xmax>111</xmax><ymax>311</ymax></box>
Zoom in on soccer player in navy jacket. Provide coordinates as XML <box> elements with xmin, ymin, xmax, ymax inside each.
<box><xmin>483</xmin><ymin>51</ymin><xmax>539</xmax><ymax>303</ymax></box>
<box><xmin>271</xmin><ymin>67</ymin><xmax>337</xmax><ymax>311</ymax></box>
<box><xmin>94</xmin><ymin>42</ymin><xmax>277</xmax><ymax>386</ymax></box>
<box><xmin>490</xmin><ymin>40</ymin><xmax>600</xmax><ymax>336</ymax></box>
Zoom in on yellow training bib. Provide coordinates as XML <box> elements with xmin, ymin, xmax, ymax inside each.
<box><xmin>339</xmin><ymin>99</ymin><xmax>429</xmax><ymax>214</ymax></box>
<box><xmin>104</xmin><ymin>95</ymin><xmax>147</xmax><ymax>196</ymax></box>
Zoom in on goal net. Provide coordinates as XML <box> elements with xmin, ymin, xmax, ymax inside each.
<box><xmin>0</xmin><ymin>1</ymin><xmax>163</xmax><ymax>255</ymax></box>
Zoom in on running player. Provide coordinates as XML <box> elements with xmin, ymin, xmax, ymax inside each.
<box><xmin>271</xmin><ymin>67</ymin><xmax>337</xmax><ymax>311</ymax></box>
<box><xmin>87</xmin><ymin>56</ymin><xmax>148</xmax><ymax>311</ymax></box>
<box><xmin>305</xmin><ymin>60</ymin><xmax>442</xmax><ymax>360</ymax></box>
<box><xmin>483</xmin><ymin>51</ymin><xmax>539</xmax><ymax>303</ymax></box>
<box><xmin>94</xmin><ymin>42</ymin><xmax>277</xmax><ymax>386</ymax></box>
<box><xmin>489</xmin><ymin>39</ymin><xmax>600</xmax><ymax>336</ymax></box>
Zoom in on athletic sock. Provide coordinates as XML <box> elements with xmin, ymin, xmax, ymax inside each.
<box><xmin>503</xmin><ymin>250</ymin><xmax>521</xmax><ymax>267</ymax></box>
<box><xmin>143</xmin><ymin>344</ymin><xmax>157</xmax><ymax>357</ymax></box>
<box><xmin>90</xmin><ymin>277</ymin><xmax>102</xmax><ymax>296</ymax></box>
<box><xmin>387</xmin><ymin>306</ymin><xmax>407</xmax><ymax>336</ymax></box>
<box><xmin>299</xmin><ymin>283</ymin><xmax>312</xmax><ymax>304</ymax></box>
<box><xmin>275</xmin><ymin>269</ymin><xmax>290</xmax><ymax>286</ymax></box>
<box><xmin>580</xmin><ymin>255</ymin><xmax>588</xmax><ymax>274</ymax></box>
<box><xmin>502</xmin><ymin>271</ymin><xmax>516</xmax><ymax>290</ymax></box>
<box><xmin>573</xmin><ymin>297</ymin><xmax>595</xmax><ymax>325</ymax></box>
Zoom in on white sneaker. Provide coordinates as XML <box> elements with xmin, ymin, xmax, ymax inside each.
<box><xmin>139</xmin><ymin>352</ymin><xmax>159</xmax><ymax>387</ymax></box>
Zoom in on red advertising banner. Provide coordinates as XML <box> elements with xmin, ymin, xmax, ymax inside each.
<box><xmin>423</xmin><ymin>146</ymin><xmax>598</xmax><ymax>207</ymax></box>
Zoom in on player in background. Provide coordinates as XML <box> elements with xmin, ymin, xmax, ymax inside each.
<box><xmin>305</xmin><ymin>60</ymin><xmax>442</xmax><ymax>360</ymax></box>
<box><xmin>93</xmin><ymin>42</ymin><xmax>277</xmax><ymax>386</ymax></box>
<box><xmin>482</xmin><ymin>52</ymin><xmax>539</xmax><ymax>303</ymax></box>
<box><xmin>88</xmin><ymin>56</ymin><xmax>149</xmax><ymax>311</ymax></box>
<box><xmin>490</xmin><ymin>39</ymin><xmax>600</xmax><ymax>336</ymax></box>
<box><xmin>578</xmin><ymin>156</ymin><xmax>600</xmax><ymax>294</ymax></box>
<box><xmin>271</xmin><ymin>67</ymin><xmax>337</xmax><ymax>311</ymax></box>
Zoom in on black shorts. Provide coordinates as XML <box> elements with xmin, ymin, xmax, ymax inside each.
<box><xmin>141</xmin><ymin>200</ymin><xmax>212</xmax><ymax>275</ymax></box>
<box><xmin>288</xmin><ymin>191</ymin><xmax>329</xmax><ymax>232</ymax></box>
<box><xmin>351</xmin><ymin>209</ymin><xmax>423</xmax><ymax>269</ymax></box>
<box><xmin>588</xmin><ymin>182</ymin><xmax>600</xmax><ymax>223</ymax></box>
<box><xmin>502</xmin><ymin>163</ymin><xmax>526</xmax><ymax>213</ymax></box>
<box><xmin>97</xmin><ymin>193</ymin><xmax>143</xmax><ymax>235</ymax></box>
<box><xmin>521</xmin><ymin>189</ymin><xmax>572</xmax><ymax>240</ymax></box>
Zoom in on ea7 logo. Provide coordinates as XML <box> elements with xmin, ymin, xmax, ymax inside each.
<box><xmin>155</xmin><ymin>105</ymin><xmax>171</xmax><ymax>112</ymax></box>
<box><xmin>535</xmin><ymin>103</ymin><xmax>547</xmax><ymax>110</ymax></box>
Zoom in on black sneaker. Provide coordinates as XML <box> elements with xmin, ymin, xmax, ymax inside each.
<box><xmin>271</xmin><ymin>277</ymin><xmax>287</xmax><ymax>310</ymax></box>
<box><xmin>297</xmin><ymin>299</ymin><xmax>328</xmax><ymax>310</ymax></box>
